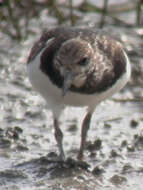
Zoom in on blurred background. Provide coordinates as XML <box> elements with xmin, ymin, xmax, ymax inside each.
<box><xmin>0</xmin><ymin>1</ymin><xmax>143</xmax><ymax>190</ymax></box>
<box><xmin>0</xmin><ymin>0</ymin><xmax>142</xmax><ymax>40</ymax></box>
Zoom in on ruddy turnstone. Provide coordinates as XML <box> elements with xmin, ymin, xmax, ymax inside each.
<box><xmin>27</xmin><ymin>26</ymin><xmax>131</xmax><ymax>161</ymax></box>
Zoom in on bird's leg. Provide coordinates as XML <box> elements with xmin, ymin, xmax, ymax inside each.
<box><xmin>54</xmin><ymin>118</ymin><xmax>65</xmax><ymax>161</ymax></box>
<box><xmin>77</xmin><ymin>112</ymin><xmax>92</xmax><ymax>160</ymax></box>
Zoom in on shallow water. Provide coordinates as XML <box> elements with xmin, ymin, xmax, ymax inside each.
<box><xmin>0</xmin><ymin>4</ymin><xmax>143</xmax><ymax>190</ymax></box>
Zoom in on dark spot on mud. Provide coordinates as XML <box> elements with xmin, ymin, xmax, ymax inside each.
<box><xmin>89</xmin><ymin>152</ymin><xmax>97</xmax><ymax>158</ymax></box>
<box><xmin>110</xmin><ymin>174</ymin><xmax>127</xmax><ymax>186</ymax></box>
<box><xmin>0</xmin><ymin>138</ymin><xmax>11</xmax><ymax>148</ymax></box>
<box><xmin>104</xmin><ymin>123</ymin><xmax>112</xmax><ymax>129</ymax></box>
<box><xmin>67</xmin><ymin>119</ymin><xmax>78</xmax><ymax>132</ymax></box>
<box><xmin>110</xmin><ymin>149</ymin><xmax>120</xmax><ymax>157</ymax></box>
<box><xmin>133</xmin><ymin>134</ymin><xmax>143</xmax><ymax>150</ymax></box>
<box><xmin>121</xmin><ymin>140</ymin><xmax>128</xmax><ymax>147</ymax></box>
<box><xmin>67</xmin><ymin>124</ymin><xmax>77</xmax><ymax>132</ymax></box>
<box><xmin>24</xmin><ymin>110</ymin><xmax>43</xmax><ymax>119</ymax></box>
<box><xmin>0</xmin><ymin>169</ymin><xmax>27</xmax><ymax>184</ymax></box>
<box><xmin>0</xmin><ymin>170</ymin><xmax>27</xmax><ymax>179</ymax></box>
<box><xmin>0</xmin><ymin>128</ymin><xmax>4</xmax><ymax>137</ymax></box>
<box><xmin>0</xmin><ymin>127</ymin><xmax>27</xmax><ymax>152</ymax></box>
<box><xmin>14</xmin><ymin>126</ymin><xmax>23</xmax><ymax>133</ymax></box>
<box><xmin>130</xmin><ymin>119</ymin><xmax>139</xmax><ymax>128</ymax></box>
<box><xmin>47</xmin><ymin>151</ymin><xmax>59</xmax><ymax>158</ymax></box>
<box><xmin>122</xmin><ymin>164</ymin><xmax>134</xmax><ymax>174</ymax></box>
<box><xmin>86</xmin><ymin>138</ymin><xmax>102</xmax><ymax>152</ymax></box>
<box><xmin>127</xmin><ymin>145</ymin><xmax>135</xmax><ymax>152</ymax></box>
<box><xmin>16</xmin><ymin>144</ymin><xmax>29</xmax><ymax>151</ymax></box>
<box><xmin>6</xmin><ymin>126</ymin><xmax>23</xmax><ymax>140</ymax></box>
<box><xmin>92</xmin><ymin>165</ymin><xmax>105</xmax><ymax>176</ymax></box>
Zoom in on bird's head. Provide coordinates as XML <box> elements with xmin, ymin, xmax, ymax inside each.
<box><xmin>54</xmin><ymin>38</ymin><xmax>94</xmax><ymax>96</ymax></box>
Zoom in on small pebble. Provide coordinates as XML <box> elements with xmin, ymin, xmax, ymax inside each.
<box><xmin>110</xmin><ymin>149</ymin><xmax>119</xmax><ymax>157</ymax></box>
<box><xmin>86</xmin><ymin>139</ymin><xmax>102</xmax><ymax>151</ymax></box>
<box><xmin>92</xmin><ymin>165</ymin><xmax>104</xmax><ymax>176</ymax></box>
<box><xmin>110</xmin><ymin>174</ymin><xmax>127</xmax><ymax>185</ymax></box>
<box><xmin>0</xmin><ymin>138</ymin><xmax>11</xmax><ymax>148</ymax></box>
<box><xmin>127</xmin><ymin>145</ymin><xmax>135</xmax><ymax>152</ymax></box>
<box><xmin>130</xmin><ymin>119</ymin><xmax>138</xmax><ymax>128</ymax></box>
<box><xmin>122</xmin><ymin>163</ymin><xmax>133</xmax><ymax>174</ymax></box>
<box><xmin>121</xmin><ymin>140</ymin><xmax>127</xmax><ymax>147</ymax></box>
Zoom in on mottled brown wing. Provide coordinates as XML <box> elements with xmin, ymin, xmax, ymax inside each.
<box><xmin>27</xmin><ymin>31</ymin><xmax>54</xmax><ymax>64</ymax></box>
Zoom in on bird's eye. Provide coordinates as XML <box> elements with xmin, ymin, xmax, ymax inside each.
<box><xmin>78</xmin><ymin>57</ymin><xmax>89</xmax><ymax>66</ymax></box>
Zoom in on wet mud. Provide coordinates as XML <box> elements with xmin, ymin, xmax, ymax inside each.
<box><xmin>0</xmin><ymin>9</ymin><xmax>143</xmax><ymax>190</ymax></box>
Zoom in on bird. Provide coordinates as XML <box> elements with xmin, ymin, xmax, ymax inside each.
<box><xmin>27</xmin><ymin>26</ymin><xmax>131</xmax><ymax>161</ymax></box>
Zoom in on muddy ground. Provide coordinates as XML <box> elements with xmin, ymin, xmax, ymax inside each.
<box><xmin>0</xmin><ymin>6</ymin><xmax>143</xmax><ymax>190</ymax></box>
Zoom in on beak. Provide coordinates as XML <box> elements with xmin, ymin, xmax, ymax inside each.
<box><xmin>62</xmin><ymin>70</ymin><xmax>75</xmax><ymax>97</ymax></box>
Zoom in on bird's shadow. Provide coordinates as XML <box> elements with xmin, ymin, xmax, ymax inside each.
<box><xmin>15</xmin><ymin>152</ymin><xmax>90</xmax><ymax>179</ymax></box>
